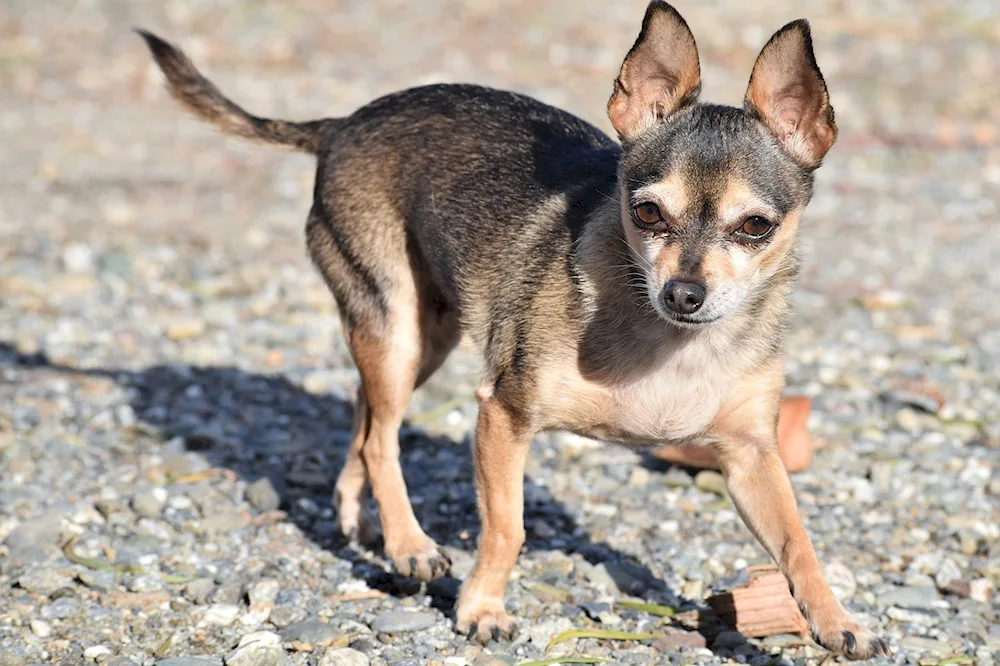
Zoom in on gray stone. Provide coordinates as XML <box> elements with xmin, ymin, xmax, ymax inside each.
<box><xmin>128</xmin><ymin>574</ymin><xmax>164</xmax><ymax>593</ymax></box>
<box><xmin>248</xmin><ymin>579</ymin><xmax>280</xmax><ymax>606</ymax></box>
<box><xmin>935</xmin><ymin>558</ymin><xmax>964</xmax><ymax>590</ymax></box>
<box><xmin>225</xmin><ymin>632</ymin><xmax>291</xmax><ymax>666</ymax></box>
<box><xmin>662</xmin><ymin>468</ymin><xmax>694</xmax><ymax>488</ymax></box>
<box><xmin>4</xmin><ymin>514</ymin><xmax>62</xmax><ymax>562</ymax></box>
<box><xmin>712</xmin><ymin>631</ymin><xmax>747</xmax><ymax>650</ymax></box>
<box><xmin>652</xmin><ymin>631</ymin><xmax>708</xmax><ymax>650</ymax></box>
<box><xmin>184</xmin><ymin>578</ymin><xmax>215</xmax><ymax>604</ymax></box>
<box><xmin>879</xmin><ymin>585</ymin><xmax>941</xmax><ymax>610</ymax></box>
<box><xmin>245</xmin><ymin>478</ymin><xmax>281</xmax><ymax>512</ymax></box>
<box><xmin>132</xmin><ymin>491</ymin><xmax>166</xmax><ymax>519</ymax></box>
<box><xmin>318</xmin><ymin>648</ymin><xmax>370</xmax><ymax>666</ymax></box>
<box><xmin>280</xmin><ymin>620</ymin><xmax>343</xmax><ymax>645</ymax></box>
<box><xmin>155</xmin><ymin>659</ymin><xmax>223</xmax><ymax>666</ymax></box>
<box><xmin>824</xmin><ymin>560</ymin><xmax>857</xmax><ymax>601</ymax></box>
<box><xmin>78</xmin><ymin>569</ymin><xmax>116</xmax><ymax>592</ymax></box>
<box><xmin>163</xmin><ymin>453</ymin><xmax>211</xmax><ymax>479</ymax></box>
<box><xmin>584</xmin><ymin>562</ymin><xmax>621</xmax><ymax>593</ymax></box>
<box><xmin>590</xmin><ymin>561</ymin><xmax>654</xmax><ymax>596</ymax></box>
<box><xmin>41</xmin><ymin>597</ymin><xmax>80</xmax><ymax>619</ymax></box>
<box><xmin>274</xmin><ymin>589</ymin><xmax>302</xmax><ymax>606</ymax></box>
<box><xmin>899</xmin><ymin>636</ymin><xmax>951</xmax><ymax>655</ymax></box>
<box><xmin>760</xmin><ymin>634</ymin><xmax>807</xmax><ymax>648</ymax></box>
<box><xmin>269</xmin><ymin>606</ymin><xmax>306</xmax><ymax>628</ymax></box>
<box><xmin>18</xmin><ymin>568</ymin><xmax>73</xmax><ymax>595</ymax></box>
<box><xmin>369</xmin><ymin>610</ymin><xmax>438</xmax><ymax>634</ymax></box>
<box><xmin>882</xmin><ymin>389</ymin><xmax>941</xmax><ymax>414</ymax></box>
<box><xmin>694</xmin><ymin>470</ymin><xmax>727</xmax><ymax>496</ymax></box>
<box><xmin>201</xmin><ymin>604</ymin><xmax>241</xmax><ymax>626</ymax></box>
<box><xmin>886</xmin><ymin>606</ymin><xmax>939</xmax><ymax>626</ymax></box>
<box><xmin>200</xmin><ymin>512</ymin><xmax>248</xmax><ymax>534</ymax></box>
<box><xmin>209</xmin><ymin>582</ymin><xmax>245</xmax><ymax>605</ymax></box>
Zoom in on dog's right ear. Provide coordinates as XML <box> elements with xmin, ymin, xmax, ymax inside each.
<box><xmin>608</xmin><ymin>1</ymin><xmax>701</xmax><ymax>141</ymax></box>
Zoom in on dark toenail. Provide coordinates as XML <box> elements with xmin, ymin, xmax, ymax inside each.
<box><xmin>842</xmin><ymin>631</ymin><xmax>857</xmax><ymax>653</ymax></box>
<box><xmin>408</xmin><ymin>556</ymin><xmax>418</xmax><ymax>574</ymax></box>
<box><xmin>491</xmin><ymin>626</ymin><xmax>501</xmax><ymax>642</ymax></box>
<box><xmin>509</xmin><ymin>624</ymin><xmax>520</xmax><ymax>640</ymax></box>
<box><xmin>467</xmin><ymin>623</ymin><xmax>478</xmax><ymax>641</ymax></box>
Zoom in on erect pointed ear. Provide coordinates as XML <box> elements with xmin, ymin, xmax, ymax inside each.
<box><xmin>745</xmin><ymin>20</ymin><xmax>837</xmax><ymax>169</ymax></box>
<box><xmin>607</xmin><ymin>1</ymin><xmax>701</xmax><ymax>141</ymax></box>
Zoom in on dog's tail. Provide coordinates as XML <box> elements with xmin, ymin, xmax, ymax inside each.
<box><xmin>136</xmin><ymin>29</ymin><xmax>336</xmax><ymax>154</ymax></box>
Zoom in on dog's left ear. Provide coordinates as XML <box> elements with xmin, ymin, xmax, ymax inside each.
<box><xmin>608</xmin><ymin>1</ymin><xmax>701</xmax><ymax>141</ymax></box>
<box><xmin>745</xmin><ymin>20</ymin><xmax>837</xmax><ymax>169</ymax></box>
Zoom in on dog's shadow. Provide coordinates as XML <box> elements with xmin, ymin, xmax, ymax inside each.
<box><xmin>2</xmin><ymin>341</ymin><xmax>769</xmax><ymax>656</ymax></box>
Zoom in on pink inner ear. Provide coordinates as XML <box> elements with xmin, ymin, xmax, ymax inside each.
<box><xmin>770</xmin><ymin>82</ymin><xmax>813</xmax><ymax>137</ymax></box>
<box><xmin>773</xmin><ymin>99</ymin><xmax>804</xmax><ymax>139</ymax></box>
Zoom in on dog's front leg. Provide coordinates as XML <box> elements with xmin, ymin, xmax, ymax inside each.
<box><xmin>712</xmin><ymin>383</ymin><xmax>889</xmax><ymax>660</ymax></box>
<box><xmin>455</xmin><ymin>396</ymin><xmax>531</xmax><ymax>644</ymax></box>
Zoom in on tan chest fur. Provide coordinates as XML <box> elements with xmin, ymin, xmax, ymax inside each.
<box><xmin>538</xmin><ymin>330</ymin><xmax>744</xmax><ymax>445</ymax></box>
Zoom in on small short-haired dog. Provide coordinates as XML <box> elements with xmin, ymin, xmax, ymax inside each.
<box><xmin>140</xmin><ymin>2</ymin><xmax>888</xmax><ymax>658</ymax></box>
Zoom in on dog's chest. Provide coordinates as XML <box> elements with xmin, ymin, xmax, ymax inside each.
<box><xmin>547</xmin><ymin>342</ymin><xmax>737</xmax><ymax>445</ymax></box>
<box><xmin>600</xmin><ymin>358</ymin><xmax>731</xmax><ymax>443</ymax></box>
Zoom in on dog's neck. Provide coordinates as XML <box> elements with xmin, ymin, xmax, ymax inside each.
<box><xmin>570</xmin><ymin>197</ymin><xmax>795</xmax><ymax>386</ymax></box>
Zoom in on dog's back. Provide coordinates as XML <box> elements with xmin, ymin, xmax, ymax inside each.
<box><xmin>307</xmin><ymin>83</ymin><xmax>620</xmax><ymax>337</ymax></box>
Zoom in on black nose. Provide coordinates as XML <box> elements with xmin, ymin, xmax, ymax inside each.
<box><xmin>662</xmin><ymin>280</ymin><xmax>706</xmax><ymax>315</ymax></box>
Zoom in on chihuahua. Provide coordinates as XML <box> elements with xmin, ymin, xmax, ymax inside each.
<box><xmin>139</xmin><ymin>2</ymin><xmax>887</xmax><ymax>658</ymax></box>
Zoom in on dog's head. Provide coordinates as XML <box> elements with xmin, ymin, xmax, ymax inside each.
<box><xmin>608</xmin><ymin>1</ymin><xmax>836</xmax><ymax>328</ymax></box>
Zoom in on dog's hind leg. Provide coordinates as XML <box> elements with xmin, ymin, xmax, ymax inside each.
<box><xmin>347</xmin><ymin>298</ymin><xmax>456</xmax><ymax>580</ymax></box>
<box><xmin>307</xmin><ymin>206</ymin><xmax>457</xmax><ymax>579</ymax></box>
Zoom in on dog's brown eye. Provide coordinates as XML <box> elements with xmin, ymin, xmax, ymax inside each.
<box><xmin>632</xmin><ymin>203</ymin><xmax>664</xmax><ymax>228</ymax></box>
<box><xmin>737</xmin><ymin>216</ymin><xmax>774</xmax><ymax>239</ymax></box>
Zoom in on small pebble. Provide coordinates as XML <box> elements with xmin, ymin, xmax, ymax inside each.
<box><xmin>84</xmin><ymin>646</ymin><xmax>113</xmax><ymax>662</ymax></box>
<box><xmin>201</xmin><ymin>604</ymin><xmax>241</xmax><ymax>626</ymax></box>
<box><xmin>369</xmin><ymin>610</ymin><xmax>438</xmax><ymax>634</ymax></box>
<box><xmin>694</xmin><ymin>470</ymin><xmax>727</xmax><ymax>496</ymax></box>
<box><xmin>29</xmin><ymin>620</ymin><xmax>52</xmax><ymax>638</ymax></box>
<box><xmin>245</xmin><ymin>478</ymin><xmax>281</xmax><ymax>512</ymax></box>
<box><xmin>318</xmin><ymin>648</ymin><xmax>369</xmax><ymax>666</ymax></box>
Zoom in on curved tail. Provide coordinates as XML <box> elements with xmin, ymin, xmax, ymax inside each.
<box><xmin>137</xmin><ymin>29</ymin><xmax>336</xmax><ymax>154</ymax></box>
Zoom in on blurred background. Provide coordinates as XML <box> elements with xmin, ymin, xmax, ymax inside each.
<box><xmin>1</xmin><ymin>1</ymin><xmax>999</xmax><ymax>665</ymax></box>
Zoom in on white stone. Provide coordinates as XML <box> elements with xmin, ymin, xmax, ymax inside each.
<box><xmin>30</xmin><ymin>619</ymin><xmax>52</xmax><ymax>638</ymax></box>
<box><xmin>969</xmin><ymin>578</ymin><xmax>994</xmax><ymax>604</ymax></box>
<box><xmin>237</xmin><ymin>631</ymin><xmax>282</xmax><ymax>648</ymax></box>
<box><xmin>201</xmin><ymin>604</ymin><xmax>241</xmax><ymax>626</ymax></box>
<box><xmin>825</xmin><ymin>560</ymin><xmax>857</xmax><ymax>601</ymax></box>
<box><xmin>62</xmin><ymin>242</ymin><xmax>95</xmax><ymax>273</ymax></box>
<box><xmin>84</xmin><ymin>646</ymin><xmax>112</xmax><ymax>661</ymax></box>
<box><xmin>248</xmin><ymin>579</ymin><xmax>280</xmax><ymax>606</ymax></box>
<box><xmin>318</xmin><ymin>648</ymin><xmax>370</xmax><ymax>666</ymax></box>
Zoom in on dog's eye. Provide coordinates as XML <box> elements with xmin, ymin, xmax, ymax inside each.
<box><xmin>632</xmin><ymin>203</ymin><xmax>665</xmax><ymax>229</ymax></box>
<box><xmin>736</xmin><ymin>216</ymin><xmax>774</xmax><ymax>240</ymax></box>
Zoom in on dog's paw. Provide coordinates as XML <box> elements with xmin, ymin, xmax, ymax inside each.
<box><xmin>386</xmin><ymin>536</ymin><xmax>451</xmax><ymax>581</ymax></box>
<box><xmin>813</xmin><ymin>617</ymin><xmax>890</xmax><ymax>660</ymax></box>
<box><xmin>335</xmin><ymin>497</ymin><xmax>380</xmax><ymax>547</ymax></box>
<box><xmin>456</xmin><ymin>599</ymin><xmax>519</xmax><ymax>644</ymax></box>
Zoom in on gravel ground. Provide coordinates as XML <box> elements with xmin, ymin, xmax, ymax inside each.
<box><xmin>2</xmin><ymin>1</ymin><xmax>999</xmax><ymax>665</ymax></box>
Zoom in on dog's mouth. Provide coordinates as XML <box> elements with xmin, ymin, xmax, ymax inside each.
<box><xmin>660</xmin><ymin>311</ymin><xmax>722</xmax><ymax>328</ymax></box>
